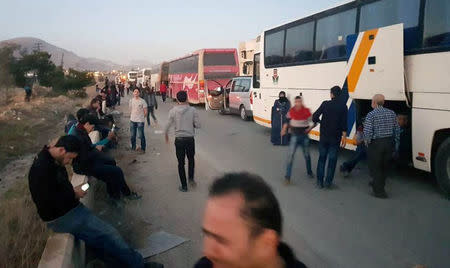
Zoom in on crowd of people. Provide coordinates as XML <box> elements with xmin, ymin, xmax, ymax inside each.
<box><xmin>26</xmin><ymin>78</ymin><xmax>415</xmax><ymax>267</ymax></box>
<box><xmin>272</xmin><ymin>86</ymin><xmax>411</xmax><ymax>199</ymax></box>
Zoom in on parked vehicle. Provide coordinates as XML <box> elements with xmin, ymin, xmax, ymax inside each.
<box><xmin>127</xmin><ymin>71</ymin><xmax>138</xmax><ymax>83</ymax></box>
<box><xmin>208</xmin><ymin>76</ymin><xmax>254</xmax><ymax>121</ymax></box>
<box><xmin>168</xmin><ymin>48</ymin><xmax>239</xmax><ymax>104</ymax></box>
<box><xmin>150</xmin><ymin>62</ymin><xmax>169</xmax><ymax>93</ymax></box>
<box><xmin>137</xmin><ymin>68</ymin><xmax>151</xmax><ymax>86</ymax></box>
<box><xmin>251</xmin><ymin>0</ymin><xmax>450</xmax><ymax>196</ymax></box>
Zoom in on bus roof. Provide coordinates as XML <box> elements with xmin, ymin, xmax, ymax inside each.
<box><xmin>263</xmin><ymin>0</ymin><xmax>354</xmax><ymax>33</ymax></box>
<box><xmin>169</xmin><ymin>48</ymin><xmax>237</xmax><ymax>63</ymax></box>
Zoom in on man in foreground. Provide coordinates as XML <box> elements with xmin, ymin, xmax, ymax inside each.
<box><xmin>195</xmin><ymin>172</ymin><xmax>307</xmax><ymax>268</ymax></box>
<box><xmin>28</xmin><ymin>136</ymin><xmax>162</xmax><ymax>268</ymax></box>
<box><xmin>281</xmin><ymin>95</ymin><xmax>314</xmax><ymax>184</ymax></box>
<box><xmin>165</xmin><ymin>91</ymin><xmax>200</xmax><ymax>192</ymax></box>
<box><xmin>312</xmin><ymin>86</ymin><xmax>348</xmax><ymax>189</ymax></box>
<box><xmin>364</xmin><ymin>94</ymin><xmax>400</xmax><ymax>198</ymax></box>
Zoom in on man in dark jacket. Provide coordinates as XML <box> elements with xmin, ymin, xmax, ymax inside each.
<box><xmin>194</xmin><ymin>172</ymin><xmax>307</xmax><ymax>268</ymax></box>
<box><xmin>312</xmin><ymin>86</ymin><xmax>348</xmax><ymax>189</ymax></box>
<box><xmin>28</xmin><ymin>135</ymin><xmax>153</xmax><ymax>268</ymax></box>
<box><xmin>71</xmin><ymin>113</ymin><xmax>140</xmax><ymax>202</ymax></box>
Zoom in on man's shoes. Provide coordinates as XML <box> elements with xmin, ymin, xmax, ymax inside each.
<box><xmin>125</xmin><ymin>192</ymin><xmax>142</xmax><ymax>200</ymax></box>
<box><xmin>188</xmin><ymin>179</ymin><xmax>197</xmax><ymax>188</ymax></box>
<box><xmin>371</xmin><ymin>191</ymin><xmax>388</xmax><ymax>199</ymax></box>
<box><xmin>179</xmin><ymin>186</ymin><xmax>188</xmax><ymax>192</ymax></box>
<box><xmin>284</xmin><ymin>178</ymin><xmax>291</xmax><ymax>185</ymax></box>
<box><xmin>136</xmin><ymin>148</ymin><xmax>145</xmax><ymax>154</ymax></box>
<box><xmin>307</xmin><ymin>172</ymin><xmax>314</xmax><ymax>179</ymax></box>
<box><xmin>324</xmin><ymin>183</ymin><xmax>337</xmax><ymax>190</ymax></box>
<box><xmin>340</xmin><ymin>165</ymin><xmax>350</xmax><ymax>178</ymax></box>
<box><xmin>144</xmin><ymin>261</ymin><xmax>164</xmax><ymax>268</ymax></box>
<box><xmin>368</xmin><ymin>181</ymin><xmax>374</xmax><ymax>187</ymax></box>
<box><xmin>316</xmin><ymin>183</ymin><xmax>324</xmax><ymax>189</ymax></box>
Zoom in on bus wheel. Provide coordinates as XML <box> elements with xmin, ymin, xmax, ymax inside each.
<box><xmin>240</xmin><ymin>106</ymin><xmax>249</xmax><ymax>121</ymax></box>
<box><xmin>434</xmin><ymin>137</ymin><xmax>450</xmax><ymax>198</ymax></box>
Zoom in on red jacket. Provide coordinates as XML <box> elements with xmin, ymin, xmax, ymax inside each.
<box><xmin>160</xmin><ymin>84</ymin><xmax>167</xmax><ymax>93</ymax></box>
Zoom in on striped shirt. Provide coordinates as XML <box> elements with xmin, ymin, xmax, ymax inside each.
<box><xmin>363</xmin><ymin>106</ymin><xmax>400</xmax><ymax>150</ymax></box>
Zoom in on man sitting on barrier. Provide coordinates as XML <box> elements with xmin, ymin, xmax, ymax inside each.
<box><xmin>70</xmin><ymin>112</ymin><xmax>141</xmax><ymax>205</ymax></box>
<box><xmin>28</xmin><ymin>135</ymin><xmax>162</xmax><ymax>268</ymax></box>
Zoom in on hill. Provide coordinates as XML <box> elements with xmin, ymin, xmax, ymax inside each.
<box><xmin>0</xmin><ymin>37</ymin><xmax>124</xmax><ymax>71</ymax></box>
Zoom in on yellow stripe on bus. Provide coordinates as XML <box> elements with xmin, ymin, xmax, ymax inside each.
<box><xmin>348</xmin><ymin>29</ymin><xmax>378</xmax><ymax>93</ymax></box>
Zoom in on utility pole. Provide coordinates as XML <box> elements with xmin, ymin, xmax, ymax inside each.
<box><xmin>33</xmin><ymin>42</ymin><xmax>43</xmax><ymax>52</ymax></box>
<box><xmin>60</xmin><ymin>52</ymin><xmax>64</xmax><ymax>68</ymax></box>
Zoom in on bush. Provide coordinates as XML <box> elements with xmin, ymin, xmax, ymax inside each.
<box><xmin>0</xmin><ymin>181</ymin><xmax>49</xmax><ymax>268</ymax></box>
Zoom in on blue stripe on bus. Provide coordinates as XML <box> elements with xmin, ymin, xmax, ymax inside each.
<box><xmin>346</xmin><ymin>34</ymin><xmax>358</xmax><ymax>60</ymax></box>
<box><xmin>340</xmin><ymin>78</ymin><xmax>356</xmax><ymax>137</ymax></box>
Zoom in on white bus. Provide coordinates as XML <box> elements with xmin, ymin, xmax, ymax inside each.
<box><xmin>251</xmin><ymin>0</ymin><xmax>450</xmax><ymax>196</ymax></box>
<box><xmin>127</xmin><ymin>71</ymin><xmax>138</xmax><ymax>83</ymax></box>
<box><xmin>137</xmin><ymin>68</ymin><xmax>152</xmax><ymax>86</ymax></box>
<box><xmin>150</xmin><ymin>62</ymin><xmax>169</xmax><ymax>93</ymax></box>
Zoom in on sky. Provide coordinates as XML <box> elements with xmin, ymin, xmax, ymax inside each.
<box><xmin>0</xmin><ymin>0</ymin><xmax>344</xmax><ymax>65</ymax></box>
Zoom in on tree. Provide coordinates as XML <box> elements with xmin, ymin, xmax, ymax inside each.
<box><xmin>0</xmin><ymin>45</ymin><xmax>18</xmax><ymax>103</ymax></box>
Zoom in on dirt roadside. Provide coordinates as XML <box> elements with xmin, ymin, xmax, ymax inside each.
<box><xmin>0</xmin><ymin>86</ymin><xmax>96</xmax><ymax>196</ymax></box>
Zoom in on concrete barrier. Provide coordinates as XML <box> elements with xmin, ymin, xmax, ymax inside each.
<box><xmin>38</xmin><ymin>131</ymin><xmax>101</xmax><ymax>268</ymax></box>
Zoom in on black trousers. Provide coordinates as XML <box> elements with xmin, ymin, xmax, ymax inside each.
<box><xmin>88</xmin><ymin>152</ymin><xmax>131</xmax><ymax>199</ymax></box>
<box><xmin>368</xmin><ymin>137</ymin><xmax>393</xmax><ymax>194</ymax></box>
<box><xmin>161</xmin><ymin>92</ymin><xmax>167</xmax><ymax>102</ymax></box>
<box><xmin>175</xmin><ymin>137</ymin><xmax>195</xmax><ymax>188</ymax></box>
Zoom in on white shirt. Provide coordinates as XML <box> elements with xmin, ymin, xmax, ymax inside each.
<box><xmin>129</xmin><ymin>97</ymin><xmax>147</xmax><ymax>123</ymax></box>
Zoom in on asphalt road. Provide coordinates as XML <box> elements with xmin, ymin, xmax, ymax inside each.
<box><xmin>100</xmin><ymin>93</ymin><xmax>450</xmax><ymax>268</ymax></box>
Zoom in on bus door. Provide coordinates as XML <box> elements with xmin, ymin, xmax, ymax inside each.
<box><xmin>251</xmin><ymin>53</ymin><xmax>270</xmax><ymax>126</ymax></box>
<box><xmin>346</xmin><ymin>24</ymin><xmax>405</xmax><ymax>101</ymax></box>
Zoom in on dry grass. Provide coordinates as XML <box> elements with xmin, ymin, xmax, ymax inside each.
<box><xmin>0</xmin><ymin>180</ymin><xmax>50</xmax><ymax>268</ymax></box>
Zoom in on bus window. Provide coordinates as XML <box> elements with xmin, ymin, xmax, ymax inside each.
<box><xmin>315</xmin><ymin>8</ymin><xmax>356</xmax><ymax>61</ymax></box>
<box><xmin>264</xmin><ymin>30</ymin><xmax>285</xmax><ymax>67</ymax></box>
<box><xmin>423</xmin><ymin>0</ymin><xmax>450</xmax><ymax>48</ymax></box>
<box><xmin>285</xmin><ymin>21</ymin><xmax>314</xmax><ymax>63</ymax></box>
<box><xmin>359</xmin><ymin>0</ymin><xmax>420</xmax><ymax>51</ymax></box>
<box><xmin>204</xmin><ymin>53</ymin><xmax>236</xmax><ymax>66</ymax></box>
<box><xmin>253</xmin><ymin>53</ymin><xmax>260</xmax><ymax>88</ymax></box>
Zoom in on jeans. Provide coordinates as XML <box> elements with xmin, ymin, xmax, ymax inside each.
<box><xmin>130</xmin><ymin>121</ymin><xmax>146</xmax><ymax>151</ymax></box>
<box><xmin>47</xmin><ymin>204</ymin><xmax>144</xmax><ymax>268</ymax></box>
<box><xmin>341</xmin><ymin>145</ymin><xmax>366</xmax><ymax>173</ymax></box>
<box><xmin>175</xmin><ymin>137</ymin><xmax>195</xmax><ymax>189</ymax></box>
<box><xmin>317</xmin><ymin>141</ymin><xmax>339</xmax><ymax>187</ymax></box>
<box><xmin>88</xmin><ymin>152</ymin><xmax>132</xmax><ymax>199</ymax></box>
<box><xmin>285</xmin><ymin>134</ymin><xmax>312</xmax><ymax>179</ymax></box>
<box><xmin>161</xmin><ymin>92</ymin><xmax>166</xmax><ymax>102</ymax></box>
<box><xmin>146</xmin><ymin>106</ymin><xmax>157</xmax><ymax>126</ymax></box>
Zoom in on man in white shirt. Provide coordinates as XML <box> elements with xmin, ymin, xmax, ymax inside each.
<box><xmin>129</xmin><ymin>88</ymin><xmax>148</xmax><ymax>153</ymax></box>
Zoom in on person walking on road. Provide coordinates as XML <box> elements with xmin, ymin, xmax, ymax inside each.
<box><xmin>129</xmin><ymin>88</ymin><xmax>147</xmax><ymax>153</ymax></box>
<box><xmin>281</xmin><ymin>95</ymin><xmax>314</xmax><ymax>184</ymax></box>
<box><xmin>164</xmin><ymin>91</ymin><xmax>201</xmax><ymax>192</ymax></box>
<box><xmin>160</xmin><ymin>82</ymin><xmax>168</xmax><ymax>102</ymax></box>
<box><xmin>364</xmin><ymin>94</ymin><xmax>400</xmax><ymax>198</ymax></box>
<box><xmin>312</xmin><ymin>86</ymin><xmax>348</xmax><ymax>189</ymax></box>
<box><xmin>194</xmin><ymin>172</ymin><xmax>307</xmax><ymax>268</ymax></box>
<box><xmin>141</xmin><ymin>83</ymin><xmax>158</xmax><ymax>127</ymax></box>
<box><xmin>28</xmin><ymin>136</ymin><xmax>163</xmax><ymax>268</ymax></box>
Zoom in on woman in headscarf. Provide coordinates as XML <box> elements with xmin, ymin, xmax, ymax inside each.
<box><xmin>271</xmin><ymin>91</ymin><xmax>291</xmax><ymax>145</ymax></box>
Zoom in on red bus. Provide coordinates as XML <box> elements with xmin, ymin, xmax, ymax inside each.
<box><xmin>168</xmin><ymin>48</ymin><xmax>239</xmax><ymax>104</ymax></box>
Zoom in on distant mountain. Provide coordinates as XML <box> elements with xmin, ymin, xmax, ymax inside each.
<box><xmin>0</xmin><ymin>37</ymin><xmax>124</xmax><ymax>71</ymax></box>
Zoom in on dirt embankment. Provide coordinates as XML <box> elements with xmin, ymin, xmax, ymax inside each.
<box><xmin>0</xmin><ymin>85</ymin><xmax>94</xmax><ymax>268</ymax></box>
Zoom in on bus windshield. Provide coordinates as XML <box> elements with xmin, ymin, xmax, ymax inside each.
<box><xmin>204</xmin><ymin>53</ymin><xmax>236</xmax><ymax>66</ymax></box>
